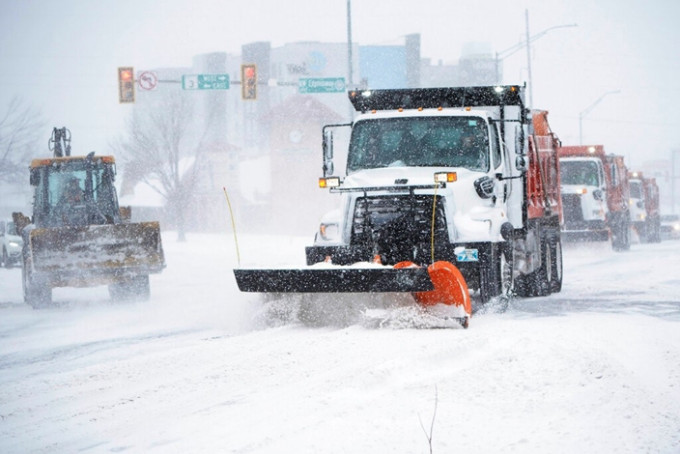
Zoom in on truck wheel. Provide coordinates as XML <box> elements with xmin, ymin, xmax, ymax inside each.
<box><xmin>549</xmin><ymin>234</ymin><xmax>563</xmax><ymax>293</ymax></box>
<box><xmin>499</xmin><ymin>245</ymin><xmax>515</xmax><ymax>300</ymax></box>
<box><xmin>109</xmin><ymin>275</ymin><xmax>150</xmax><ymax>302</ymax></box>
<box><xmin>478</xmin><ymin>265</ymin><xmax>494</xmax><ymax>304</ymax></box>
<box><xmin>612</xmin><ymin>217</ymin><xmax>631</xmax><ymax>251</ymax></box>
<box><xmin>515</xmin><ymin>238</ymin><xmax>550</xmax><ymax>297</ymax></box>
<box><xmin>22</xmin><ymin>262</ymin><xmax>52</xmax><ymax>308</ymax></box>
<box><xmin>478</xmin><ymin>244</ymin><xmax>513</xmax><ymax>304</ymax></box>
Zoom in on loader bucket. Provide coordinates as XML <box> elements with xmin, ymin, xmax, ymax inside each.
<box><xmin>233</xmin><ymin>267</ymin><xmax>435</xmax><ymax>293</ymax></box>
<box><xmin>29</xmin><ymin>222</ymin><xmax>165</xmax><ymax>274</ymax></box>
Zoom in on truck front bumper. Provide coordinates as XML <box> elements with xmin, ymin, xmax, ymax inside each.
<box><xmin>561</xmin><ymin>220</ymin><xmax>609</xmax><ymax>242</ymax></box>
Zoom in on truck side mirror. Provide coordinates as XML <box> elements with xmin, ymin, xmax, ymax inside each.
<box><xmin>515</xmin><ymin>155</ymin><xmax>527</xmax><ymax>171</ymax></box>
<box><xmin>30</xmin><ymin>169</ymin><xmax>40</xmax><ymax>186</ymax></box>
<box><xmin>322</xmin><ymin>130</ymin><xmax>334</xmax><ymax>177</ymax></box>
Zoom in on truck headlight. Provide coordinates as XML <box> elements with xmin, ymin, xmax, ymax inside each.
<box><xmin>319</xmin><ymin>223</ymin><xmax>339</xmax><ymax>241</ymax></box>
<box><xmin>474</xmin><ymin>176</ymin><xmax>495</xmax><ymax>199</ymax></box>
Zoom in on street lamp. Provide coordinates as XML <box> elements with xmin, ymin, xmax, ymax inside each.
<box><xmin>579</xmin><ymin>90</ymin><xmax>621</xmax><ymax>144</ymax></box>
<box><xmin>495</xmin><ymin>9</ymin><xmax>577</xmax><ymax>107</ymax></box>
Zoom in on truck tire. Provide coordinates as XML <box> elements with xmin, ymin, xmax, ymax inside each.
<box><xmin>515</xmin><ymin>237</ymin><xmax>551</xmax><ymax>297</ymax></box>
<box><xmin>499</xmin><ymin>244</ymin><xmax>515</xmax><ymax>300</ymax></box>
<box><xmin>549</xmin><ymin>233</ymin><xmax>563</xmax><ymax>293</ymax></box>
<box><xmin>479</xmin><ymin>243</ymin><xmax>513</xmax><ymax>304</ymax></box>
<box><xmin>109</xmin><ymin>275</ymin><xmax>150</xmax><ymax>302</ymax></box>
<box><xmin>612</xmin><ymin>215</ymin><xmax>631</xmax><ymax>251</ymax></box>
<box><xmin>22</xmin><ymin>261</ymin><xmax>52</xmax><ymax>308</ymax></box>
<box><xmin>478</xmin><ymin>264</ymin><xmax>494</xmax><ymax>304</ymax></box>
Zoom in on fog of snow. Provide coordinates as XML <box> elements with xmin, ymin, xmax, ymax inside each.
<box><xmin>1</xmin><ymin>232</ymin><xmax>679</xmax><ymax>453</ymax></box>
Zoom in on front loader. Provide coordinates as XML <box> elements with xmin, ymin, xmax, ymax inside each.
<box><xmin>13</xmin><ymin>127</ymin><xmax>165</xmax><ymax>308</ymax></box>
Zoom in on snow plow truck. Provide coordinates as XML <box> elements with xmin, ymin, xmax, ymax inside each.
<box><xmin>558</xmin><ymin>145</ymin><xmax>631</xmax><ymax>250</ymax></box>
<box><xmin>12</xmin><ymin>127</ymin><xmax>165</xmax><ymax>308</ymax></box>
<box><xmin>234</xmin><ymin>85</ymin><xmax>564</xmax><ymax>327</ymax></box>
<box><xmin>628</xmin><ymin>171</ymin><xmax>661</xmax><ymax>242</ymax></box>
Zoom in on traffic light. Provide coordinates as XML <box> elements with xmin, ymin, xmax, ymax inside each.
<box><xmin>118</xmin><ymin>67</ymin><xmax>135</xmax><ymax>103</ymax></box>
<box><xmin>241</xmin><ymin>64</ymin><xmax>257</xmax><ymax>100</ymax></box>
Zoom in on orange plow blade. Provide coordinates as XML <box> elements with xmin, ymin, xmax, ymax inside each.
<box><xmin>395</xmin><ymin>261</ymin><xmax>472</xmax><ymax>320</ymax></box>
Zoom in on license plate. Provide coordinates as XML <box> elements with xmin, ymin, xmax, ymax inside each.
<box><xmin>456</xmin><ymin>248</ymin><xmax>479</xmax><ymax>262</ymax></box>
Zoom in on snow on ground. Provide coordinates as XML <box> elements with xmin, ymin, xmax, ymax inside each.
<box><xmin>0</xmin><ymin>233</ymin><xmax>679</xmax><ymax>453</ymax></box>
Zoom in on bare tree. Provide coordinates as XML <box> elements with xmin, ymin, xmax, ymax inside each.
<box><xmin>114</xmin><ymin>90</ymin><xmax>216</xmax><ymax>241</ymax></box>
<box><xmin>0</xmin><ymin>97</ymin><xmax>44</xmax><ymax>184</ymax></box>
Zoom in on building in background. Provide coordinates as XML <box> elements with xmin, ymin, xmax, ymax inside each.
<box><xmin>121</xmin><ymin>34</ymin><xmax>500</xmax><ymax>234</ymax></box>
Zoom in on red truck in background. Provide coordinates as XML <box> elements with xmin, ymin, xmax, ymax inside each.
<box><xmin>558</xmin><ymin>145</ymin><xmax>631</xmax><ymax>251</ymax></box>
<box><xmin>628</xmin><ymin>171</ymin><xmax>661</xmax><ymax>242</ymax></box>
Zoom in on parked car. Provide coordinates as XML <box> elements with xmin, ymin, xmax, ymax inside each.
<box><xmin>660</xmin><ymin>214</ymin><xmax>680</xmax><ymax>240</ymax></box>
<box><xmin>0</xmin><ymin>219</ymin><xmax>23</xmax><ymax>268</ymax></box>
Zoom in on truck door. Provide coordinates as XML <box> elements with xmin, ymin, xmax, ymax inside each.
<box><xmin>489</xmin><ymin>121</ymin><xmax>509</xmax><ymax>202</ymax></box>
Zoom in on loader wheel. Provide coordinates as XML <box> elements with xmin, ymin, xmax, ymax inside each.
<box><xmin>109</xmin><ymin>275</ymin><xmax>150</xmax><ymax>302</ymax></box>
<box><xmin>22</xmin><ymin>261</ymin><xmax>52</xmax><ymax>308</ymax></box>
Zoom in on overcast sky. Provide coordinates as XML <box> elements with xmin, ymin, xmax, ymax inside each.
<box><xmin>1</xmin><ymin>0</ymin><xmax>679</xmax><ymax>169</ymax></box>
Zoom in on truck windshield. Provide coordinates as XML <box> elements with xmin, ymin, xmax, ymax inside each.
<box><xmin>347</xmin><ymin>116</ymin><xmax>490</xmax><ymax>172</ymax></box>
<box><xmin>629</xmin><ymin>181</ymin><xmax>642</xmax><ymax>199</ymax></box>
<box><xmin>560</xmin><ymin>160</ymin><xmax>601</xmax><ymax>186</ymax></box>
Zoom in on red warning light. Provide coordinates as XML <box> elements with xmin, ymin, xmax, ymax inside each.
<box><xmin>118</xmin><ymin>67</ymin><xmax>135</xmax><ymax>103</ymax></box>
<box><xmin>241</xmin><ymin>64</ymin><xmax>257</xmax><ymax>100</ymax></box>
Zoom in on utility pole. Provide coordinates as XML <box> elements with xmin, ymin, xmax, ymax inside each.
<box><xmin>525</xmin><ymin>9</ymin><xmax>533</xmax><ymax>108</ymax></box>
<box><xmin>347</xmin><ymin>0</ymin><xmax>354</xmax><ymax>121</ymax></box>
<box><xmin>347</xmin><ymin>0</ymin><xmax>353</xmax><ymax>88</ymax></box>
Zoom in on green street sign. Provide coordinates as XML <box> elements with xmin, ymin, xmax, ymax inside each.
<box><xmin>182</xmin><ymin>74</ymin><xmax>230</xmax><ymax>90</ymax></box>
<box><xmin>298</xmin><ymin>77</ymin><xmax>346</xmax><ymax>94</ymax></box>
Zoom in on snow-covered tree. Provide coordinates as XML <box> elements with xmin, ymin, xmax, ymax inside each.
<box><xmin>114</xmin><ymin>90</ymin><xmax>218</xmax><ymax>241</ymax></box>
<box><xmin>0</xmin><ymin>97</ymin><xmax>44</xmax><ymax>184</ymax></box>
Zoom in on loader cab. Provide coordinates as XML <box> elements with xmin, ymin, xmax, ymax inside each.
<box><xmin>30</xmin><ymin>156</ymin><xmax>121</xmax><ymax>228</ymax></box>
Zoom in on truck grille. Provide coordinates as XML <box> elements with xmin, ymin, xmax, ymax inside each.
<box><xmin>561</xmin><ymin>194</ymin><xmax>584</xmax><ymax>223</ymax></box>
<box><xmin>351</xmin><ymin>195</ymin><xmax>449</xmax><ymax>263</ymax></box>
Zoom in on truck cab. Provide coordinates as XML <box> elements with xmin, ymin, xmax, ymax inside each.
<box><xmin>628</xmin><ymin>174</ymin><xmax>647</xmax><ymax>231</ymax></box>
<box><xmin>628</xmin><ymin>172</ymin><xmax>661</xmax><ymax>242</ymax></box>
<box><xmin>307</xmin><ymin>86</ymin><xmax>563</xmax><ymax>301</ymax></box>
<box><xmin>559</xmin><ymin>155</ymin><xmax>609</xmax><ymax>241</ymax></box>
<box><xmin>558</xmin><ymin>145</ymin><xmax>630</xmax><ymax>250</ymax></box>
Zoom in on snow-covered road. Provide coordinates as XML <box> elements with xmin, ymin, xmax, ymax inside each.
<box><xmin>1</xmin><ymin>233</ymin><xmax>679</xmax><ymax>453</ymax></box>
